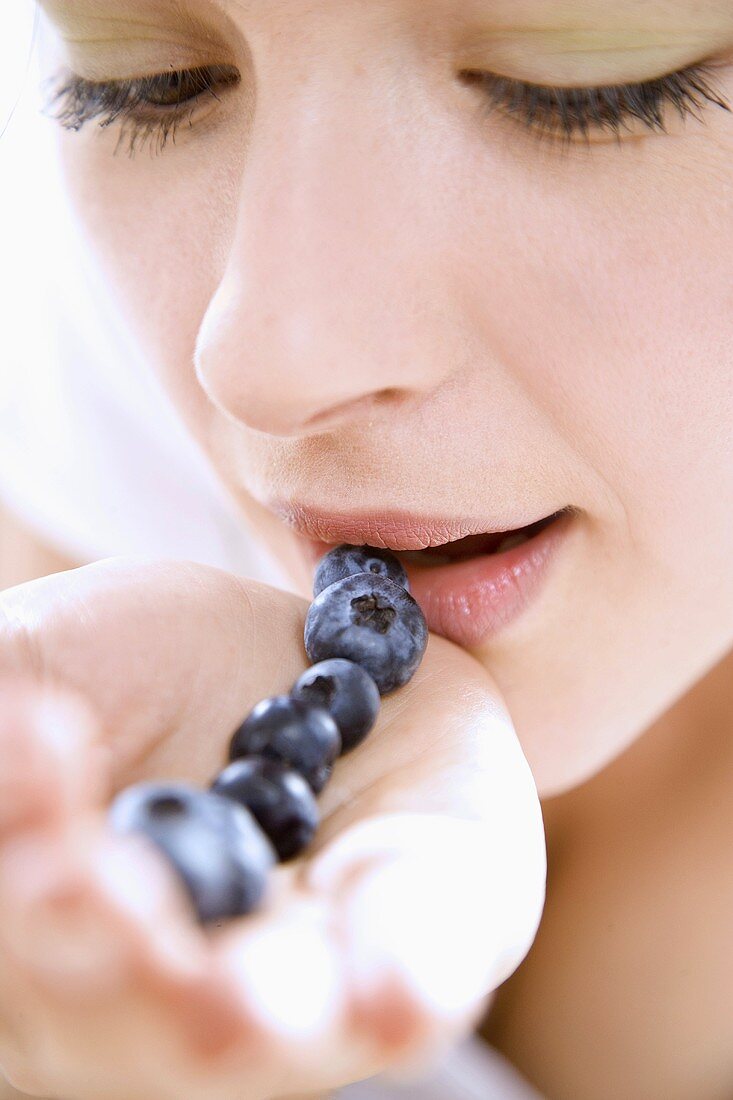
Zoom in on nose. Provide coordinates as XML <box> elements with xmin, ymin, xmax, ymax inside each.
<box><xmin>195</xmin><ymin>60</ymin><xmax>460</xmax><ymax>437</ymax></box>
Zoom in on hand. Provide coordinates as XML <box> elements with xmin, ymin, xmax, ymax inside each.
<box><xmin>0</xmin><ymin>558</ymin><xmax>545</xmax><ymax>1100</ymax></box>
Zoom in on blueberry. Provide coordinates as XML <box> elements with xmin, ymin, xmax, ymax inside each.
<box><xmin>291</xmin><ymin>658</ymin><xmax>380</xmax><ymax>753</ymax></box>
<box><xmin>212</xmin><ymin>758</ymin><xmax>319</xmax><ymax>862</ymax></box>
<box><xmin>314</xmin><ymin>544</ymin><xmax>409</xmax><ymax>598</ymax></box>
<box><xmin>109</xmin><ymin>782</ymin><xmax>275</xmax><ymax>924</ymax></box>
<box><xmin>304</xmin><ymin>573</ymin><xmax>428</xmax><ymax>695</ymax></box>
<box><xmin>229</xmin><ymin>696</ymin><xmax>341</xmax><ymax>793</ymax></box>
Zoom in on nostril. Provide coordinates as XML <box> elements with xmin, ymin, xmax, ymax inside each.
<box><xmin>298</xmin><ymin>386</ymin><xmax>405</xmax><ymax>433</ymax></box>
<box><xmin>196</xmin><ymin>304</ymin><xmax>409</xmax><ymax>435</ymax></box>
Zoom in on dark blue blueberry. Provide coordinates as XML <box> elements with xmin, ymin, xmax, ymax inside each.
<box><xmin>109</xmin><ymin>782</ymin><xmax>275</xmax><ymax>924</ymax></box>
<box><xmin>291</xmin><ymin>658</ymin><xmax>380</xmax><ymax>754</ymax></box>
<box><xmin>304</xmin><ymin>573</ymin><xmax>428</xmax><ymax>695</ymax></box>
<box><xmin>212</xmin><ymin>757</ymin><xmax>319</xmax><ymax>862</ymax></box>
<box><xmin>313</xmin><ymin>544</ymin><xmax>409</xmax><ymax>598</ymax></box>
<box><xmin>229</xmin><ymin>696</ymin><xmax>341</xmax><ymax>794</ymax></box>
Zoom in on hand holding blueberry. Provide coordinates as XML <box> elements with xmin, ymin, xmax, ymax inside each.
<box><xmin>0</xmin><ymin>556</ymin><xmax>545</xmax><ymax>1100</ymax></box>
<box><xmin>109</xmin><ymin>545</ymin><xmax>427</xmax><ymax>921</ymax></box>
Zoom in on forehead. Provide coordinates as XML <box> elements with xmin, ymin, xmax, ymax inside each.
<box><xmin>215</xmin><ymin>0</ymin><xmax>732</xmax><ymax>26</ymax></box>
<box><xmin>40</xmin><ymin>0</ymin><xmax>733</xmax><ymax>62</ymax></box>
<box><xmin>41</xmin><ymin>0</ymin><xmax>733</xmax><ymax>17</ymax></box>
<box><xmin>37</xmin><ymin>0</ymin><xmax>733</xmax><ymax>65</ymax></box>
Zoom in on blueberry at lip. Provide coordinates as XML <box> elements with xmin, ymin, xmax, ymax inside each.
<box><xmin>304</xmin><ymin>573</ymin><xmax>428</xmax><ymax>695</ymax></box>
<box><xmin>109</xmin><ymin>782</ymin><xmax>275</xmax><ymax>924</ymax></box>
<box><xmin>292</xmin><ymin>658</ymin><xmax>381</xmax><ymax>753</ymax></box>
<box><xmin>313</xmin><ymin>544</ymin><xmax>410</xmax><ymax>598</ymax></box>
<box><xmin>229</xmin><ymin>696</ymin><xmax>341</xmax><ymax>793</ymax></box>
<box><xmin>212</xmin><ymin>757</ymin><xmax>319</xmax><ymax>862</ymax></box>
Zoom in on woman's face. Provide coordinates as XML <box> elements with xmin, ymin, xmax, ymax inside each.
<box><xmin>39</xmin><ymin>0</ymin><xmax>733</xmax><ymax>795</ymax></box>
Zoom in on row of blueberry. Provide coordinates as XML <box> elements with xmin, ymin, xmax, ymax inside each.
<box><xmin>108</xmin><ymin>545</ymin><xmax>429</xmax><ymax>924</ymax></box>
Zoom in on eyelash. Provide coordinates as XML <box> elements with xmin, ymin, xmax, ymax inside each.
<box><xmin>49</xmin><ymin>64</ymin><xmax>241</xmax><ymax>155</ymax></box>
<box><xmin>463</xmin><ymin>63</ymin><xmax>730</xmax><ymax>143</ymax></box>
<box><xmin>49</xmin><ymin>59</ymin><xmax>729</xmax><ymax>157</ymax></box>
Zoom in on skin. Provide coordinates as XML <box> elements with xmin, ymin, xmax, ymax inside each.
<box><xmin>0</xmin><ymin>558</ymin><xmax>544</xmax><ymax>1100</ymax></box>
<box><xmin>39</xmin><ymin>0</ymin><xmax>733</xmax><ymax>796</ymax></box>
<box><xmin>1</xmin><ymin>0</ymin><xmax>732</xmax><ymax>1095</ymax></box>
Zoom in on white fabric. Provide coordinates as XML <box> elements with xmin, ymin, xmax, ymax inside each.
<box><xmin>0</xmin><ymin>9</ymin><xmax>542</xmax><ymax>1098</ymax></box>
<box><xmin>0</xmin><ymin>2</ymin><xmax>286</xmax><ymax>584</ymax></box>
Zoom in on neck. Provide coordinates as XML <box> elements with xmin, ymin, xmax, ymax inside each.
<box><xmin>542</xmin><ymin>644</ymin><xmax>733</xmax><ymax>842</ymax></box>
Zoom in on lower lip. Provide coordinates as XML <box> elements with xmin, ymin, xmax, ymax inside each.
<box><xmin>302</xmin><ymin>511</ymin><xmax>574</xmax><ymax>649</ymax></box>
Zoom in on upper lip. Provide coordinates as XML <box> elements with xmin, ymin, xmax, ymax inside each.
<box><xmin>269</xmin><ymin>501</ymin><xmax>562</xmax><ymax>552</ymax></box>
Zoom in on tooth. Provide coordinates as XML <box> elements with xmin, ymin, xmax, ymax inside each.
<box><xmin>494</xmin><ymin>531</ymin><xmax>530</xmax><ymax>554</ymax></box>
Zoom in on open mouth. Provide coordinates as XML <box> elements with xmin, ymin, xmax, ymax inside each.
<box><xmin>391</xmin><ymin>508</ymin><xmax>572</xmax><ymax>646</ymax></box>
<box><xmin>396</xmin><ymin>512</ymin><xmax>563</xmax><ymax>568</ymax></box>
<box><xmin>275</xmin><ymin>501</ymin><xmax>574</xmax><ymax>647</ymax></box>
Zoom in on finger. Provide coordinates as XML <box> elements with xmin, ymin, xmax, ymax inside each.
<box><xmin>0</xmin><ymin>824</ymin><xmax>276</xmax><ymax>1099</ymax></box>
<box><xmin>212</xmin><ymin>891</ymin><xmax>381</xmax><ymax>1097</ymax></box>
<box><xmin>0</xmin><ymin>679</ymin><xmax>160</xmax><ymax>994</ymax></box>
<box><xmin>0</xmin><ymin>687</ymin><xmax>256</xmax><ymax>1073</ymax></box>
<box><xmin>0</xmin><ymin>828</ymin><xmax>208</xmax><ymax>996</ymax></box>
<box><xmin>307</xmin><ymin>642</ymin><xmax>545</xmax><ymax>1073</ymax></box>
<box><xmin>321</xmin><ymin>815</ymin><xmax>537</xmax><ymax>1022</ymax></box>
<box><xmin>0</xmin><ymin>560</ymin><xmax>311</xmax><ymax>785</ymax></box>
<box><xmin>0</xmin><ymin>678</ymin><xmax>108</xmax><ymax>833</ymax></box>
<box><xmin>213</xmin><ymin>820</ymin><xmax>539</xmax><ymax>1099</ymax></box>
<box><xmin>314</xmin><ymin>638</ymin><xmax>546</xmax><ymax>966</ymax></box>
<box><xmin>210</xmin><ymin>644</ymin><xmax>546</xmax><ymax>1096</ymax></box>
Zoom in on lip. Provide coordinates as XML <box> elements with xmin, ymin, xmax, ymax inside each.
<box><xmin>399</xmin><ymin>511</ymin><xmax>572</xmax><ymax>648</ymax></box>
<box><xmin>270</xmin><ymin>502</ymin><xmax>561</xmax><ymax>553</ymax></box>
<box><xmin>274</xmin><ymin>502</ymin><xmax>574</xmax><ymax>649</ymax></box>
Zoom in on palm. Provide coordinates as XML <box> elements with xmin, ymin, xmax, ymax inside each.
<box><xmin>0</xmin><ymin>559</ymin><xmax>545</xmax><ymax>1100</ymax></box>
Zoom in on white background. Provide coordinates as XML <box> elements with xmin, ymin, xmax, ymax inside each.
<box><xmin>1</xmin><ymin>1</ymin><xmax>51</xmax><ymax>371</ymax></box>
<box><xmin>1</xmin><ymin>2</ymin><xmax>38</xmax><ymax>142</ymax></box>
<box><xmin>0</xmin><ymin>2</ymin><xmax>288</xmax><ymax>581</ymax></box>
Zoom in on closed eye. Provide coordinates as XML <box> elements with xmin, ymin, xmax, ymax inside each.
<box><xmin>460</xmin><ymin>62</ymin><xmax>730</xmax><ymax>143</ymax></box>
<box><xmin>48</xmin><ymin>64</ymin><xmax>241</xmax><ymax>155</ymax></box>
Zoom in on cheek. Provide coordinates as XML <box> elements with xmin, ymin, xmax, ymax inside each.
<box><xmin>592</xmin><ymin>152</ymin><xmax>732</xmax><ymax>578</ymax></box>
<box><xmin>445</xmin><ymin>128</ymin><xmax>733</xmax><ymax>794</ymax></box>
<box><xmin>458</xmin><ymin>129</ymin><xmax>733</xmax><ymax>584</ymax></box>
<box><xmin>57</xmin><ymin>124</ymin><xmax>245</xmax><ymax>442</ymax></box>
